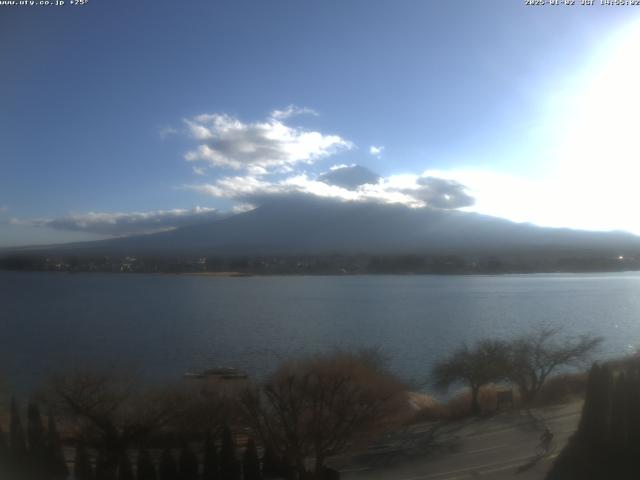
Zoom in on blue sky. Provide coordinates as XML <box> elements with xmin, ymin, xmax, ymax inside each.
<box><xmin>2</xmin><ymin>1</ymin><xmax>640</xmax><ymax>246</ymax></box>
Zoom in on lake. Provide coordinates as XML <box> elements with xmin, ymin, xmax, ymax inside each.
<box><xmin>1</xmin><ymin>271</ymin><xmax>639</xmax><ymax>394</ymax></box>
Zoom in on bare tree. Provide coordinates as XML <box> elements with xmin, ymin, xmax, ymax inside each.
<box><xmin>507</xmin><ymin>327</ymin><xmax>602</xmax><ymax>404</ymax></box>
<box><xmin>171</xmin><ymin>381</ymin><xmax>239</xmax><ymax>439</ymax></box>
<box><xmin>47</xmin><ymin>371</ymin><xmax>185</xmax><ymax>473</ymax></box>
<box><xmin>241</xmin><ymin>350</ymin><xmax>406</xmax><ymax>479</ymax></box>
<box><xmin>432</xmin><ymin>339</ymin><xmax>510</xmax><ymax>415</ymax></box>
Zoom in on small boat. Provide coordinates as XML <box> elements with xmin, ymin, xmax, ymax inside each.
<box><xmin>184</xmin><ymin>367</ymin><xmax>248</xmax><ymax>380</ymax></box>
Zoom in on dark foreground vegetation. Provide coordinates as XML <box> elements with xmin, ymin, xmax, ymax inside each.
<box><xmin>0</xmin><ymin>350</ymin><xmax>404</xmax><ymax>480</ymax></box>
<box><xmin>548</xmin><ymin>357</ymin><xmax>640</xmax><ymax>479</ymax></box>
<box><xmin>1</xmin><ymin>251</ymin><xmax>639</xmax><ymax>275</ymax></box>
<box><xmin>0</xmin><ymin>329</ymin><xmax>628</xmax><ymax>480</ymax></box>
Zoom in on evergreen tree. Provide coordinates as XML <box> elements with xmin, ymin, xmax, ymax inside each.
<box><xmin>261</xmin><ymin>445</ymin><xmax>283</xmax><ymax>479</ymax></box>
<box><xmin>27</xmin><ymin>402</ymin><xmax>47</xmax><ymax>472</ymax></box>
<box><xmin>95</xmin><ymin>449</ymin><xmax>115</xmax><ymax>480</ymax></box>
<box><xmin>321</xmin><ymin>466</ymin><xmax>340</xmax><ymax>480</ymax></box>
<box><xmin>74</xmin><ymin>444</ymin><xmax>95</xmax><ymax>480</ymax></box>
<box><xmin>220</xmin><ymin>425</ymin><xmax>240</xmax><ymax>480</ymax></box>
<box><xmin>202</xmin><ymin>433</ymin><xmax>219</xmax><ymax>480</ymax></box>
<box><xmin>549</xmin><ymin>361</ymin><xmax>639</xmax><ymax>479</ymax></box>
<box><xmin>627</xmin><ymin>366</ymin><xmax>640</xmax><ymax>454</ymax></box>
<box><xmin>10</xmin><ymin>398</ymin><xmax>27</xmax><ymax>469</ymax></box>
<box><xmin>47</xmin><ymin>411</ymin><xmax>69</xmax><ymax>478</ymax></box>
<box><xmin>0</xmin><ymin>423</ymin><xmax>9</xmax><ymax>476</ymax></box>
<box><xmin>178</xmin><ymin>443</ymin><xmax>199</xmax><ymax>480</ymax></box>
<box><xmin>159</xmin><ymin>448</ymin><xmax>178</xmax><ymax>480</ymax></box>
<box><xmin>610</xmin><ymin>373</ymin><xmax>630</xmax><ymax>450</ymax></box>
<box><xmin>117</xmin><ymin>452</ymin><xmax>135</xmax><ymax>480</ymax></box>
<box><xmin>242</xmin><ymin>439</ymin><xmax>262</xmax><ymax>480</ymax></box>
<box><xmin>136</xmin><ymin>448</ymin><xmax>157</xmax><ymax>480</ymax></box>
<box><xmin>577</xmin><ymin>364</ymin><xmax>612</xmax><ymax>449</ymax></box>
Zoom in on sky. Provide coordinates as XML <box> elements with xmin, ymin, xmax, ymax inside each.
<box><xmin>2</xmin><ymin>0</ymin><xmax>640</xmax><ymax>247</ymax></box>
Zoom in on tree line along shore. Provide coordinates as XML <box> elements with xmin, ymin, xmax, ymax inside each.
<box><xmin>2</xmin><ymin>252</ymin><xmax>640</xmax><ymax>275</ymax></box>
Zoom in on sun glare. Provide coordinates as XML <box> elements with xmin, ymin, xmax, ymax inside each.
<box><xmin>453</xmin><ymin>19</ymin><xmax>640</xmax><ymax>234</ymax></box>
<box><xmin>553</xmin><ymin>19</ymin><xmax>640</xmax><ymax>233</ymax></box>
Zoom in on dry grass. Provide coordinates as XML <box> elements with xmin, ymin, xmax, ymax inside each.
<box><xmin>446</xmin><ymin>385</ymin><xmax>516</xmax><ymax>418</ymax></box>
<box><xmin>532</xmin><ymin>372</ymin><xmax>588</xmax><ymax>407</ymax></box>
<box><xmin>410</xmin><ymin>385</ymin><xmax>515</xmax><ymax>422</ymax></box>
<box><xmin>410</xmin><ymin>373</ymin><xmax>589</xmax><ymax>423</ymax></box>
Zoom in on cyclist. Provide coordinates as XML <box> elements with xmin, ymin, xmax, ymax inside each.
<box><xmin>538</xmin><ymin>427</ymin><xmax>554</xmax><ymax>455</ymax></box>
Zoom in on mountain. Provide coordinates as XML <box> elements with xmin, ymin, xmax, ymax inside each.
<box><xmin>15</xmin><ymin>197</ymin><xmax>640</xmax><ymax>257</ymax></box>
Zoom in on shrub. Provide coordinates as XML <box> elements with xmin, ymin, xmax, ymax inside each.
<box><xmin>241</xmin><ymin>349</ymin><xmax>405</xmax><ymax>479</ymax></box>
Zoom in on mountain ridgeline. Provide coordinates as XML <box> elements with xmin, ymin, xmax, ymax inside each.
<box><xmin>4</xmin><ymin>198</ymin><xmax>640</xmax><ymax>272</ymax></box>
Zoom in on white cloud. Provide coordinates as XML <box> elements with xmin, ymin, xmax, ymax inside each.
<box><xmin>159</xmin><ymin>126</ymin><xmax>179</xmax><ymax>138</ymax></box>
<box><xmin>11</xmin><ymin>207</ymin><xmax>221</xmax><ymax>237</ymax></box>
<box><xmin>270</xmin><ymin>105</ymin><xmax>318</xmax><ymax>120</ymax></box>
<box><xmin>232</xmin><ymin>203</ymin><xmax>256</xmax><ymax>213</ymax></box>
<box><xmin>191</xmin><ymin>176</ymin><xmax>282</xmax><ymax>200</ymax></box>
<box><xmin>183</xmin><ymin>112</ymin><xmax>351</xmax><ymax>175</ymax></box>
<box><xmin>190</xmin><ymin>169</ymin><xmax>474</xmax><ymax>210</ymax></box>
<box><xmin>329</xmin><ymin>163</ymin><xmax>352</xmax><ymax>171</ymax></box>
<box><xmin>369</xmin><ymin>145</ymin><xmax>384</xmax><ymax>158</ymax></box>
<box><xmin>400</xmin><ymin>176</ymin><xmax>475</xmax><ymax>209</ymax></box>
<box><xmin>192</xmin><ymin>166</ymin><xmax>207</xmax><ymax>176</ymax></box>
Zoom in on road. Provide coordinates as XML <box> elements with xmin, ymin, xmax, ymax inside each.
<box><xmin>333</xmin><ymin>401</ymin><xmax>583</xmax><ymax>480</ymax></box>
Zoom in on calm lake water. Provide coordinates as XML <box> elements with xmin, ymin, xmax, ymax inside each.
<box><xmin>1</xmin><ymin>271</ymin><xmax>640</xmax><ymax>393</ymax></box>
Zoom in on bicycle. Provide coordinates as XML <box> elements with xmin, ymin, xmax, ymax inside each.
<box><xmin>535</xmin><ymin>428</ymin><xmax>556</xmax><ymax>457</ymax></box>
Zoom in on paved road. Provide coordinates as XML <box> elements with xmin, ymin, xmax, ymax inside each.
<box><xmin>335</xmin><ymin>402</ymin><xmax>583</xmax><ymax>480</ymax></box>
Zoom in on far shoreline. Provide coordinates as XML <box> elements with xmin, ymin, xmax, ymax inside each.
<box><xmin>180</xmin><ymin>271</ymin><xmax>253</xmax><ymax>277</ymax></box>
<box><xmin>2</xmin><ymin>269</ymin><xmax>640</xmax><ymax>277</ymax></box>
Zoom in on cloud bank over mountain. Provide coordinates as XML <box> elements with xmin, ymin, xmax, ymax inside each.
<box><xmin>190</xmin><ymin>166</ymin><xmax>475</xmax><ymax>211</ymax></box>
<box><xmin>10</xmin><ymin>207</ymin><xmax>221</xmax><ymax>236</ymax></box>
<box><xmin>406</xmin><ymin>177</ymin><xmax>475</xmax><ymax>209</ymax></box>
